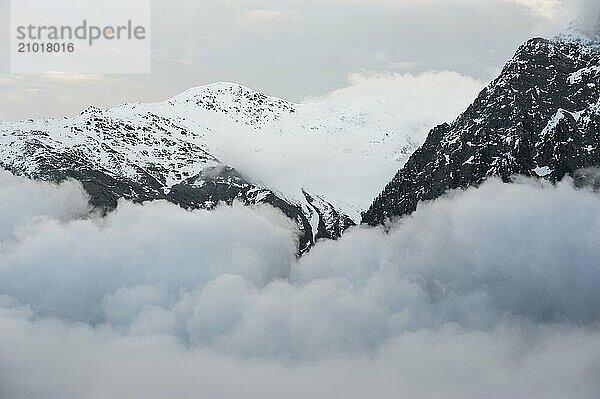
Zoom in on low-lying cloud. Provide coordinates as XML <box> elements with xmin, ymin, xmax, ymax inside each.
<box><xmin>1</xmin><ymin>172</ymin><xmax>600</xmax><ymax>398</ymax></box>
<box><xmin>0</xmin><ymin>170</ymin><xmax>89</xmax><ymax>238</ymax></box>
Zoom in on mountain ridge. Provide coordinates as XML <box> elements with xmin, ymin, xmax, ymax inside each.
<box><xmin>0</xmin><ymin>82</ymin><xmax>365</xmax><ymax>253</ymax></box>
<box><xmin>363</xmin><ymin>33</ymin><xmax>600</xmax><ymax>226</ymax></box>
<box><xmin>6</xmin><ymin>30</ymin><xmax>596</xmax><ymax>248</ymax></box>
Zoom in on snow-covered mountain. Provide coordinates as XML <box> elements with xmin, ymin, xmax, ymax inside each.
<box><xmin>0</xmin><ymin>82</ymin><xmax>423</xmax><ymax>252</ymax></box>
<box><xmin>363</xmin><ymin>31</ymin><xmax>600</xmax><ymax>225</ymax></box>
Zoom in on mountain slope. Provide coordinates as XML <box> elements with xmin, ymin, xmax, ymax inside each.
<box><xmin>0</xmin><ymin>83</ymin><xmax>361</xmax><ymax>253</ymax></box>
<box><xmin>363</xmin><ymin>34</ymin><xmax>600</xmax><ymax>225</ymax></box>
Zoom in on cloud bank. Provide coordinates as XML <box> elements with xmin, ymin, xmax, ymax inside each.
<box><xmin>0</xmin><ymin>171</ymin><xmax>90</xmax><ymax>238</ymax></box>
<box><xmin>1</xmin><ymin>172</ymin><xmax>600</xmax><ymax>398</ymax></box>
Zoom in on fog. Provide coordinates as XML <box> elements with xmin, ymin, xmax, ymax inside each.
<box><xmin>576</xmin><ymin>0</ymin><xmax>600</xmax><ymax>35</ymax></box>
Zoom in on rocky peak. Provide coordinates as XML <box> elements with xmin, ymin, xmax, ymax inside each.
<box><xmin>167</xmin><ymin>82</ymin><xmax>296</xmax><ymax>126</ymax></box>
<box><xmin>362</xmin><ymin>34</ymin><xmax>600</xmax><ymax>226</ymax></box>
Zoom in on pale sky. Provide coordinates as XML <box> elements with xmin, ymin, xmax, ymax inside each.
<box><xmin>0</xmin><ymin>0</ymin><xmax>588</xmax><ymax>120</ymax></box>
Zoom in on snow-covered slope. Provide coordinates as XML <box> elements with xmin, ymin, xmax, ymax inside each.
<box><xmin>1</xmin><ymin>82</ymin><xmax>421</xmax><ymax>251</ymax></box>
<box><xmin>149</xmin><ymin>82</ymin><xmax>424</xmax><ymax>217</ymax></box>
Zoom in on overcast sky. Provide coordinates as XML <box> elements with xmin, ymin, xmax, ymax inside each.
<box><xmin>0</xmin><ymin>0</ymin><xmax>589</xmax><ymax>120</ymax></box>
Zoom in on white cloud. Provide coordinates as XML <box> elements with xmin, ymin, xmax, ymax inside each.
<box><xmin>0</xmin><ymin>171</ymin><xmax>90</xmax><ymax>239</ymax></box>
<box><xmin>1</xmin><ymin>310</ymin><xmax>599</xmax><ymax>399</ymax></box>
<box><xmin>1</xmin><ymin>173</ymin><xmax>600</xmax><ymax>397</ymax></box>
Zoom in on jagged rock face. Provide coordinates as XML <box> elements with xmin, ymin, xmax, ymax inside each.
<box><xmin>363</xmin><ymin>36</ymin><xmax>600</xmax><ymax>226</ymax></box>
<box><xmin>301</xmin><ymin>190</ymin><xmax>356</xmax><ymax>241</ymax></box>
<box><xmin>0</xmin><ymin>83</ymin><xmax>355</xmax><ymax>253</ymax></box>
<box><xmin>168</xmin><ymin>166</ymin><xmax>339</xmax><ymax>253</ymax></box>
